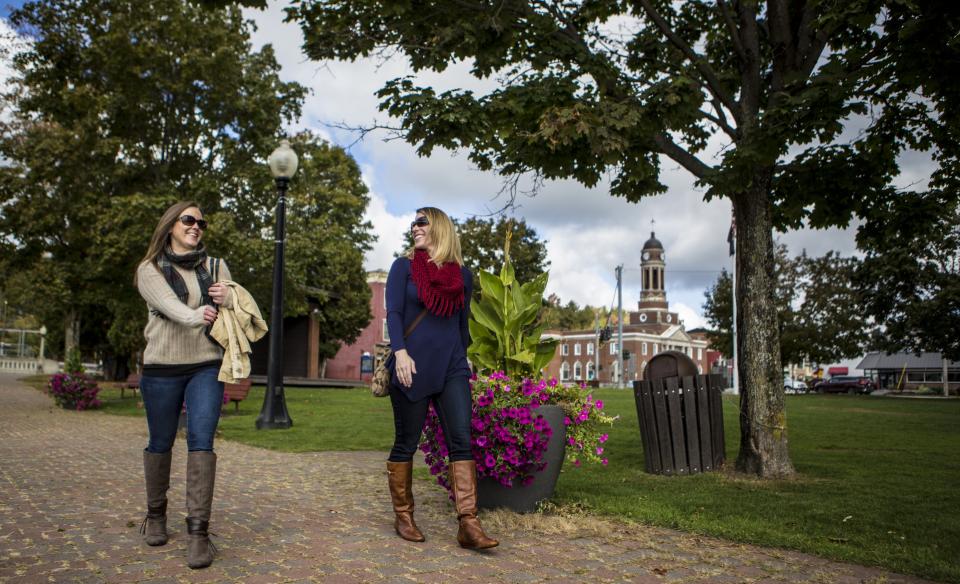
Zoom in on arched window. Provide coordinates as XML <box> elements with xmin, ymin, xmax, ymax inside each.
<box><xmin>586</xmin><ymin>361</ymin><xmax>595</xmax><ymax>381</ymax></box>
<box><xmin>611</xmin><ymin>360</ymin><xmax>620</xmax><ymax>383</ymax></box>
<box><xmin>574</xmin><ymin>361</ymin><xmax>582</xmax><ymax>380</ymax></box>
<box><xmin>560</xmin><ymin>362</ymin><xmax>570</xmax><ymax>381</ymax></box>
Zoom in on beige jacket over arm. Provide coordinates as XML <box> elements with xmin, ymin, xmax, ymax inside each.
<box><xmin>209</xmin><ymin>280</ymin><xmax>268</xmax><ymax>383</ymax></box>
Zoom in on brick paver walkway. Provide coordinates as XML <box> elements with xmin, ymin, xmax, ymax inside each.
<box><xmin>0</xmin><ymin>373</ymin><xmax>937</xmax><ymax>583</ymax></box>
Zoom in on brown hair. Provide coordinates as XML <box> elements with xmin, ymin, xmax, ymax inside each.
<box><xmin>405</xmin><ymin>206</ymin><xmax>463</xmax><ymax>266</ymax></box>
<box><xmin>133</xmin><ymin>201</ymin><xmax>202</xmax><ymax>285</ymax></box>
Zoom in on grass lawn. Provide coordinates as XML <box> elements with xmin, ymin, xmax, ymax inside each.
<box><xmin>23</xmin><ymin>376</ymin><xmax>960</xmax><ymax>582</ymax></box>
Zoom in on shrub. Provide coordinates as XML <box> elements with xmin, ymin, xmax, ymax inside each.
<box><xmin>47</xmin><ymin>373</ymin><xmax>101</xmax><ymax>410</ymax></box>
<box><xmin>64</xmin><ymin>348</ymin><xmax>85</xmax><ymax>375</ymax></box>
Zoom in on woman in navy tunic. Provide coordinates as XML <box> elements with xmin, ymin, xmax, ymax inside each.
<box><xmin>384</xmin><ymin>206</ymin><xmax>498</xmax><ymax>550</ymax></box>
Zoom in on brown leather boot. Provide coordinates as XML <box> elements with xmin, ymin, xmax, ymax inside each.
<box><xmin>140</xmin><ymin>451</ymin><xmax>171</xmax><ymax>546</ymax></box>
<box><xmin>449</xmin><ymin>460</ymin><xmax>498</xmax><ymax>549</ymax></box>
<box><xmin>185</xmin><ymin>451</ymin><xmax>217</xmax><ymax>569</ymax></box>
<box><xmin>386</xmin><ymin>461</ymin><xmax>425</xmax><ymax>542</ymax></box>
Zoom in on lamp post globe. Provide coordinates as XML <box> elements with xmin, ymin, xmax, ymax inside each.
<box><xmin>256</xmin><ymin>139</ymin><xmax>298</xmax><ymax>430</ymax></box>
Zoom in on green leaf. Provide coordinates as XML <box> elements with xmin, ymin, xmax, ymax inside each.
<box><xmin>477</xmin><ymin>270</ymin><xmax>505</xmax><ymax>312</ymax></box>
<box><xmin>506</xmin><ymin>349</ymin><xmax>535</xmax><ymax>364</ymax></box>
<box><xmin>500</xmin><ymin>259</ymin><xmax>515</xmax><ymax>286</ymax></box>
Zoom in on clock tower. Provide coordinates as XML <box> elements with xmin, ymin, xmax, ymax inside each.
<box><xmin>636</xmin><ymin>231</ymin><xmax>677</xmax><ymax>325</ymax></box>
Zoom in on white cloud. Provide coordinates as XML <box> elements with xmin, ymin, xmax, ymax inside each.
<box><xmin>361</xmin><ymin>188</ymin><xmax>412</xmax><ymax>272</ymax></box>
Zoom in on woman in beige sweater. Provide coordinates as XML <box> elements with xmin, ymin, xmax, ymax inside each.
<box><xmin>134</xmin><ymin>201</ymin><xmax>232</xmax><ymax>570</ymax></box>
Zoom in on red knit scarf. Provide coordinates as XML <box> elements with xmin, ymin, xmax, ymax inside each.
<box><xmin>410</xmin><ymin>249</ymin><xmax>464</xmax><ymax>317</ymax></box>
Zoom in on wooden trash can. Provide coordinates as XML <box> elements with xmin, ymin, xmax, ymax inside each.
<box><xmin>633</xmin><ymin>352</ymin><xmax>725</xmax><ymax>475</ymax></box>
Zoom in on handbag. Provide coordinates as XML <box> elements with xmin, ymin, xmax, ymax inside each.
<box><xmin>371</xmin><ymin>308</ymin><xmax>428</xmax><ymax>397</ymax></box>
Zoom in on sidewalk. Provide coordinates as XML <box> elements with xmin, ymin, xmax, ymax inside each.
<box><xmin>0</xmin><ymin>373</ymin><xmax>938</xmax><ymax>583</ymax></box>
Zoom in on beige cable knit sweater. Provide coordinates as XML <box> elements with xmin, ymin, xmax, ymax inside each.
<box><xmin>136</xmin><ymin>258</ymin><xmax>232</xmax><ymax>366</ymax></box>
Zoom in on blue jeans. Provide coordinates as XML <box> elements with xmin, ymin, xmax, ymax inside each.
<box><xmin>140</xmin><ymin>367</ymin><xmax>224</xmax><ymax>453</ymax></box>
<box><xmin>389</xmin><ymin>375</ymin><xmax>472</xmax><ymax>462</ymax></box>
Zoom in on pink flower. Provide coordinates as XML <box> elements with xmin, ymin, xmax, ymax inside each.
<box><xmin>602</xmin><ymin>458</ymin><xmax>609</xmax><ymax>465</ymax></box>
<box><xmin>596</xmin><ymin>446</ymin><xmax>604</xmax><ymax>455</ymax></box>
<box><xmin>595</xmin><ymin>400</ymin><xmax>604</xmax><ymax>410</ymax></box>
<box><xmin>599</xmin><ymin>433</ymin><xmax>609</xmax><ymax>443</ymax></box>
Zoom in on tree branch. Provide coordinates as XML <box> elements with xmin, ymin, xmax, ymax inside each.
<box><xmin>653</xmin><ymin>133</ymin><xmax>713</xmax><ymax>179</ymax></box>
<box><xmin>717</xmin><ymin>0</ymin><xmax>747</xmax><ymax>63</ymax></box>
<box><xmin>700</xmin><ymin>108</ymin><xmax>738</xmax><ymax>139</ymax></box>
<box><xmin>737</xmin><ymin>0</ymin><xmax>762</xmax><ymax>124</ymax></box>
<box><xmin>637</xmin><ymin>0</ymin><xmax>739</xmax><ymax>119</ymax></box>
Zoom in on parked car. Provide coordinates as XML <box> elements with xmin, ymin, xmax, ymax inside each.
<box><xmin>813</xmin><ymin>375</ymin><xmax>876</xmax><ymax>394</ymax></box>
<box><xmin>783</xmin><ymin>378</ymin><xmax>808</xmax><ymax>394</ymax></box>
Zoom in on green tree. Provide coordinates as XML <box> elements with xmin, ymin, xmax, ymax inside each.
<box><xmin>288</xmin><ymin>0</ymin><xmax>958</xmax><ymax>476</ymax></box>
<box><xmin>538</xmin><ymin>297</ymin><xmax>597</xmax><ymax>331</ymax></box>
<box><xmin>855</xmin><ymin>191</ymin><xmax>960</xmax><ymax>361</ymax></box>
<box><xmin>209</xmin><ymin>132</ymin><xmax>376</xmax><ymax>374</ymax></box>
<box><xmin>704</xmin><ymin>245</ymin><xmax>872</xmax><ymax>367</ymax></box>
<box><xmin>0</xmin><ymin>0</ymin><xmax>304</xmax><ymax>375</ymax></box>
<box><xmin>401</xmin><ymin>216</ymin><xmax>549</xmax><ymax>289</ymax></box>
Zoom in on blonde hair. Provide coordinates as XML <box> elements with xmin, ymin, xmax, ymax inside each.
<box><xmin>133</xmin><ymin>201</ymin><xmax>203</xmax><ymax>285</ymax></box>
<box><xmin>406</xmin><ymin>206</ymin><xmax>463</xmax><ymax>266</ymax></box>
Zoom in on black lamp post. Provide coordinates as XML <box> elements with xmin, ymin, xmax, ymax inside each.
<box><xmin>256</xmin><ymin>139</ymin><xmax>298</xmax><ymax>430</ymax></box>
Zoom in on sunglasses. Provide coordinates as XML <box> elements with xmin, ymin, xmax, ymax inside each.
<box><xmin>179</xmin><ymin>215</ymin><xmax>208</xmax><ymax>230</ymax></box>
<box><xmin>410</xmin><ymin>217</ymin><xmax>429</xmax><ymax>230</ymax></box>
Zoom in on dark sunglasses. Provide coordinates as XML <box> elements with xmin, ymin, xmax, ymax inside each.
<box><xmin>179</xmin><ymin>215</ymin><xmax>208</xmax><ymax>230</ymax></box>
<box><xmin>410</xmin><ymin>217</ymin><xmax>429</xmax><ymax>230</ymax></box>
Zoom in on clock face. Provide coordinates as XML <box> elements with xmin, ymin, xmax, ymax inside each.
<box><xmin>638</xmin><ymin>313</ymin><xmax>648</xmax><ymax>322</ymax></box>
<box><xmin>666</xmin><ymin>314</ymin><xmax>672</xmax><ymax>323</ymax></box>
<box><xmin>642</xmin><ymin>252</ymin><xmax>650</xmax><ymax>261</ymax></box>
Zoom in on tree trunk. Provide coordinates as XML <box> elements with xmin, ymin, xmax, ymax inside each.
<box><xmin>64</xmin><ymin>308</ymin><xmax>80</xmax><ymax>358</ymax></box>
<box><xmin>733</xmin><ymin>176</ymin><xmax>795</xmax><ymax>478</ymax></box>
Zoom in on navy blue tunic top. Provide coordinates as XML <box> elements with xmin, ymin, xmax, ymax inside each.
<box><xmin>386</xmin><ymin>257</ymin><xmax>472</xmax><ymax>401</ymax></box>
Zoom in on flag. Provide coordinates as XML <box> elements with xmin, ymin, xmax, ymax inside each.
<box><xmin>727</xmin><ymin>214</ymin><xmax>736</xmax><ymax>256</ymax></box>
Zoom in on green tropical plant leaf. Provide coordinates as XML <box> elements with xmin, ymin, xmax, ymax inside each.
<box><xmin>471</xmin><ymin>298</ymin><xmax>504</xmax><ymax>334</ymax></box>
<box><xmin>500</xmin><ymin>258</ymin><xmax>515</xmax><ymax>286</ymax></box>
<box><xmin>506</xmin><ymin>349</ymin><xmax>535</xmax><ymax>364</ymax></box>
<box><xmin>478</xmin><ymin>270</ymin><xmax>505</xmax><ymax>305</ymax></box>
<box><xmin>521</xmin><ymin>272</ymin><xmax>549</xmax><ymax>303</ymax></box>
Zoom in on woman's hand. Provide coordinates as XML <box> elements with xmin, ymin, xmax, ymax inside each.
<box><xmin>202</xmin><ymin>305</ymin><xmax>218</xmax><ymax>326</ymax></box>
<box><xmin>394</xmin><ymin>349</ymin><xmax>417</xmax><ymax>388</ymax></box>
<box><xmin>209</xmin><ymin>283</ymin><xmax>229</xmax><ymax>305</ymax></box>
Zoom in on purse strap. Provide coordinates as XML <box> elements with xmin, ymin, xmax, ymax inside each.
<box><xmin>403</xmin><ymin>308</ymin><xmax>429</xmax><ymax>339</ymax></box>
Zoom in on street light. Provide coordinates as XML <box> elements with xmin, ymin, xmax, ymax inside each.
<box><xmin>256</xmin><ymin>140</ymin><xmax>298</xmax><ymax>430</ymax></box>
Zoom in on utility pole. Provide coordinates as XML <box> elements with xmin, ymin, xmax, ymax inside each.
<box><xmin>593</xmin><ymin>311</ymin><xmax>600</xmax><ymax>383</ymax></box>
<box><xmin>616</xmin><ymin>264</ymin><xmax>624</xmax><ymax>389</ymax></box>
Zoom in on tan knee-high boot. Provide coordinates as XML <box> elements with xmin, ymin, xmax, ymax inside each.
<box><xmin>449</xmin><ymin>460</ymin><xmax>498</xmax><ymax>549</ymax></box>
<box><xmin>141</xmin><ymin>451</ymin><xmax>172</xmax><ymax>546</ymax></box>
<box><xmin>185</xmin><ymin>451</ymin><xmax>217</xmax><ymax>569</ymax></box>
<box><xmin>387</xmin><ymin>461</ymin><xmax>426</xmax><ymax>542</ymax></box>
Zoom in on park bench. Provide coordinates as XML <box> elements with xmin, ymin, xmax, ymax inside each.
<box><xmin>122</xmin><ymin>373</ymin><xmax>140</xmax><ymax>399</ymax></box>
<box><xmin>223</xmin><ymin>378</ymin><xmax>252</xmax><ymax>413</ymax></box>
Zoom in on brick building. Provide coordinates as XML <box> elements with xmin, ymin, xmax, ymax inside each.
<box><xmin>323</xmin><ymin>269</ymin><xmax>389</xmax><ymax>381</ymax></box>
<box><xmin>543</xmin><ymin>232</ymin><xmax>713</xmax><ymax>385</ymax></box>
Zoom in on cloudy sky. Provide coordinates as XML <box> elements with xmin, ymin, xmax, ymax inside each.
<box><xmin>2</xmin><ymin>1</ymin><xmax>922</xmax><ymax>334</ymax></box>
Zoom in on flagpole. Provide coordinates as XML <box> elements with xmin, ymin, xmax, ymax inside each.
<box><xmin>730</xmin><ymin>214</ymin><xmax>739</xmax><ymax>395</ymax></box>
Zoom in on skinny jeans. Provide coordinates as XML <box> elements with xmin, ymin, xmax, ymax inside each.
<box><xmin>140</xmin><ymin>366</ymin><xmax>224</xmax><ymax>453</ymax></box>
<box><xmin>388</xmin><ymin>375</ymin><xmax>472</xmax><ymax>462</ymax></box>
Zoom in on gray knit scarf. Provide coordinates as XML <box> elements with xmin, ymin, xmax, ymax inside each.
<box><xmin>153</xmin><ymin>244</ymin><xmax>214</xmax><ymax>317</ymax></box>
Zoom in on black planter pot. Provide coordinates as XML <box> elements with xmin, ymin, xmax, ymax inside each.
<box><xmin>477</xmin><ymin>404</ymin><xmax>567</xmax><ymax>513</ymax></box>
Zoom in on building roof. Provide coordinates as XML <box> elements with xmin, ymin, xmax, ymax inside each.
<box><xmin>642</xmin><ymin>231</ymin><xmax>663</xmax><ymax>250</ymax></box>
<box><xmin>857</xmin><ymin>352</ymin><xmax>959</xmax><ymax>370</ymax></box>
